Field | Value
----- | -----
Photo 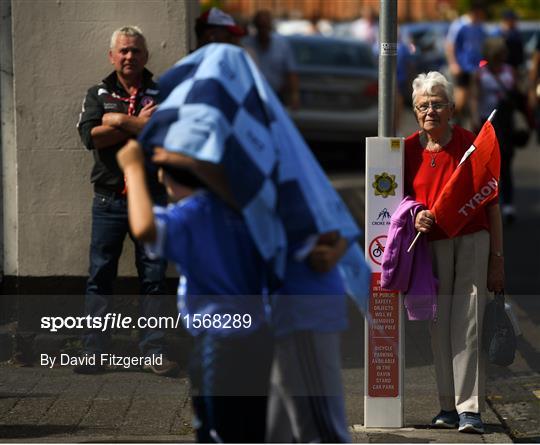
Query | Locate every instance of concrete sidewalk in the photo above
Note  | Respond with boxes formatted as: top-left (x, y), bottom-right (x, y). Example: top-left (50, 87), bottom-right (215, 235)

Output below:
top-left (0, 364), bottom-right (194, 443)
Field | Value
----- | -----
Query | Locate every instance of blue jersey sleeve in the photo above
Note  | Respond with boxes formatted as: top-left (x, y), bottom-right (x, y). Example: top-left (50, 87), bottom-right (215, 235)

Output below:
top-left (145, 205), bottom-right (189, 264)
top-left (446, 17), bottom-right (465, 45)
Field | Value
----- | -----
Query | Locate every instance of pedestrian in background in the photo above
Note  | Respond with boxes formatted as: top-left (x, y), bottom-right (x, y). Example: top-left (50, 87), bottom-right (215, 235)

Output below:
top-left (76, 26), bottom-right (178, 377)
top-left (474, 37), bottom-right (518, 223)
top-left (242, 10), bottom-right (300, 109)
top-left (496, 9), bottom-right (525, 73)
top-left (445, 1), bottom-right (487, 126)
top-left (351, 6), bottom-right (379, 55)
top-left (405, 71), bottom-right (504, 434)
top-left (528, 31), bottom-right (540, 142)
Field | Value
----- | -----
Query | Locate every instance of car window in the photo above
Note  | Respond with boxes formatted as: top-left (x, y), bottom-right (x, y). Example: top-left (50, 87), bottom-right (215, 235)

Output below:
top-left (289, 39), bottom-right (375, 69)
top-left (402, 23), bottom-right (449, 54)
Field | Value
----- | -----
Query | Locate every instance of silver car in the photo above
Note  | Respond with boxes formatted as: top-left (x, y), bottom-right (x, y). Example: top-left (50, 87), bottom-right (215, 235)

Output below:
top-left (285, 35), bottom-right (378, 143)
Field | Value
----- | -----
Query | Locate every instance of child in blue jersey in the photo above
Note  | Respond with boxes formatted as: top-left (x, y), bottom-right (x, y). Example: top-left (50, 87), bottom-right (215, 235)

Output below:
top-left (117, 140), bottom-right (272, 443)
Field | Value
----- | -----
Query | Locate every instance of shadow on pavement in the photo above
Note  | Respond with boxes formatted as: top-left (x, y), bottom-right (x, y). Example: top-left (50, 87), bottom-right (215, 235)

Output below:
top-left (0, 424), bottom-right (81, 438)
top-left (0, 392), bottom-right (52, 399)
top-left (366, 432), bottom-right (428, 443)
top-left (515, 336), bottom-right (540, 372)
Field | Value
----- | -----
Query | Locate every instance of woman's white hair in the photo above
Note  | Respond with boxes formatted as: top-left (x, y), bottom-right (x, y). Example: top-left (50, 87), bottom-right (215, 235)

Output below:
top-left (411, 71), bottom-right (453, 106)
top-left (110, 25), bottom-right (147, 51)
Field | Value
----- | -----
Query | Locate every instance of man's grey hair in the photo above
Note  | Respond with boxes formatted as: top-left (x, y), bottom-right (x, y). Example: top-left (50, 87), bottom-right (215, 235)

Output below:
top-left (110, 25), bottom-right (147, 51)
top-left (411, 71), bottom-right (454, 106)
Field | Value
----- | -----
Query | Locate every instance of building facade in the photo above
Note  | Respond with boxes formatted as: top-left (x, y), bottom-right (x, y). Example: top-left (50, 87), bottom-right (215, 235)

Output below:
top-left (218, 0), bottom-right (459, 22)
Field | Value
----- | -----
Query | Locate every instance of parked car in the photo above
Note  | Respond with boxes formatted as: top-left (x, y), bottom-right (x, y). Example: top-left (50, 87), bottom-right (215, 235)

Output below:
top-left (284, 35), bottom-right (379, 143)
top-left (329, 20), bottom-right (355, 39)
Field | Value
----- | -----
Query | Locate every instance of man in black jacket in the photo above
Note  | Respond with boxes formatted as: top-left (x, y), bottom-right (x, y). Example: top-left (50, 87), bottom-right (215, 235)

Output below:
top-left (76, 26), bottom-right (178, 376)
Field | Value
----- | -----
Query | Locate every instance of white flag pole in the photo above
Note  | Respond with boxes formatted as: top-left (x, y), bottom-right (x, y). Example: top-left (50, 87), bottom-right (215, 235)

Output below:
top-left (406, 231), bottom-right (421, 253)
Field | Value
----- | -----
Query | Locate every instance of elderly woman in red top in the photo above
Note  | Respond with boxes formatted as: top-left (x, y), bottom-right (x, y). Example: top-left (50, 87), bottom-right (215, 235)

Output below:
top-left (405, 71), bottom-right (505, 434)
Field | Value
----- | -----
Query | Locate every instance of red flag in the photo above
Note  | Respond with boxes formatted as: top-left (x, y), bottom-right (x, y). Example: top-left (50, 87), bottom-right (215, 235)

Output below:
top-left (432, 118), bottom-right (501, 238)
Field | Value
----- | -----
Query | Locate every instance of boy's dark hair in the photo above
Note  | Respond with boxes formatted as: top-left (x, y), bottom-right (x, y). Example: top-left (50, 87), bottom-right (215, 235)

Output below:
top-left (161, 165), bottom-right (206, 189)
top-left (194, 21), bottom-right (212, 40)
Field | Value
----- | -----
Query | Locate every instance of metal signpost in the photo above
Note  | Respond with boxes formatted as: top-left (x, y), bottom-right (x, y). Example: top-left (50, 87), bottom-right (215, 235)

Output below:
top-left (364, 0), bottom-right (404, 428)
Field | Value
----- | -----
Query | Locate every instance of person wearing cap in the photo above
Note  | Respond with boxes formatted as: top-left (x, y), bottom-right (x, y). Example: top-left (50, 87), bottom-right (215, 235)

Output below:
top-left (194, 7), bottom-right (246, 48)
top-left (76, 26), bottom-right (179, 377)
top-left (242, 10), bottom-right (300, 109)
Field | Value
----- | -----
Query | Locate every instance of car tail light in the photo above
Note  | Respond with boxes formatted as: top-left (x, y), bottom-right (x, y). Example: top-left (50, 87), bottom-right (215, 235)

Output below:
top-left (363, 81), bottom-right (378, 97)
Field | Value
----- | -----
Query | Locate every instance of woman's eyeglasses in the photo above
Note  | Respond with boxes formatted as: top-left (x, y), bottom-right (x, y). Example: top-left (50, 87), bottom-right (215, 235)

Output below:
top-left (415, 102), bottom-right (449, 113)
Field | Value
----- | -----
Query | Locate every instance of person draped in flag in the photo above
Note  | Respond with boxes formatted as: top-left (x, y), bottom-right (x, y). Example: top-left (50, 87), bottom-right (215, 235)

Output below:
top-left (404, 71), bottom-right (504, 434)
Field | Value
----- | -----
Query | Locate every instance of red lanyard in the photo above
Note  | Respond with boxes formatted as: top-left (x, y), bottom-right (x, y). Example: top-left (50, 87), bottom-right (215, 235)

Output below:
top-left (127, 88), bottom-right (139, 116)
top-left (118, 87), bottom-right (139, 116)
top-left (121, 88), bottom-right (139, 195)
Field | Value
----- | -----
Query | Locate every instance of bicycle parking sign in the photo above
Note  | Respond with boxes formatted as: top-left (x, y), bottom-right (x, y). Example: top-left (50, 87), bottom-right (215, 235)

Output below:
top-left (365, 136), bottom-right (404, 427)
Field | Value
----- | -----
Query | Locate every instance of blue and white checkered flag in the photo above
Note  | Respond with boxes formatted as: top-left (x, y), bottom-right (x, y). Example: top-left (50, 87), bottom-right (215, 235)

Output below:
top-left (139, 43), bottom-right (370, 312)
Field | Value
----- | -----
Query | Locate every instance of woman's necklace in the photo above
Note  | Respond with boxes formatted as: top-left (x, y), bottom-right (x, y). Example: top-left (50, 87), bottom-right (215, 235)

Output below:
top-left (428, 149), bottom-right (441, 168)
top-left (421, 128), bottom-right (452, 168)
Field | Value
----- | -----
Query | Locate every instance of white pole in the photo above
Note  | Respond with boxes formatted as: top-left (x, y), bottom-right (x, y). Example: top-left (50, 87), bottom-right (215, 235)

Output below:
top-left (363, 0), bottom-right (404, 429)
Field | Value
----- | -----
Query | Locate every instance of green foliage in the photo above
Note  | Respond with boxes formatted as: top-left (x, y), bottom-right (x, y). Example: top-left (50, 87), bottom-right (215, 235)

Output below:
top-left (504, 0), bottom-right (540, 19)
top-left (457, 0), bottom-right (540, 19)
top-left (200, 0), bottom-right (224, 12)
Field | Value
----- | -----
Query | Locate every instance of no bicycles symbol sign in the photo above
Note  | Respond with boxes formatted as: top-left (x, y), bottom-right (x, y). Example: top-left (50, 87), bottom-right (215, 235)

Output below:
top-left (369, 235), bottom-right (387, 266)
